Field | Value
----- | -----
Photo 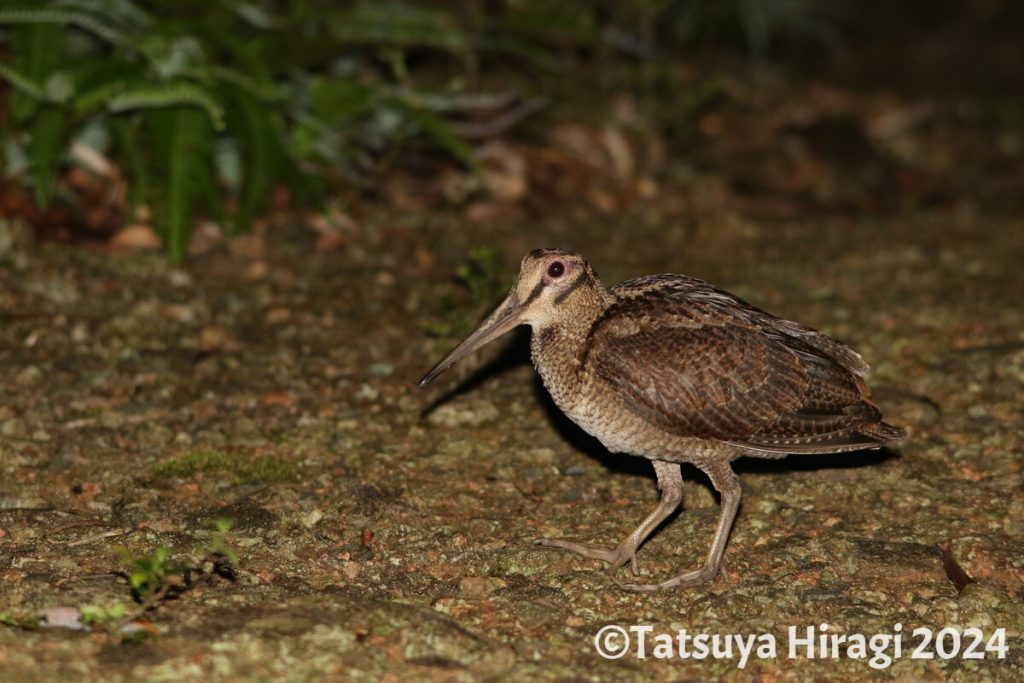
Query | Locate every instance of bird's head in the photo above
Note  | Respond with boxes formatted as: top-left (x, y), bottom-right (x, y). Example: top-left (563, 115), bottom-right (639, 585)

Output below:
top-left (419, 248), bottom-right (601, 386)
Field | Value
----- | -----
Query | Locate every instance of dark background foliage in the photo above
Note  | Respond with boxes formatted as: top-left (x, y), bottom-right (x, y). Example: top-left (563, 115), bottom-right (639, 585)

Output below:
top-left (5, 0), bottom-right (1017, 260)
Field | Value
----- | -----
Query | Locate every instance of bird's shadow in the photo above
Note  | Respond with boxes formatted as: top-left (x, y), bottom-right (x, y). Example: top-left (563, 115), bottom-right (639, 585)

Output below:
top-left (419, 329), bottom-right (533, 419)
top-left (734, 448), bottom-right (897, 476)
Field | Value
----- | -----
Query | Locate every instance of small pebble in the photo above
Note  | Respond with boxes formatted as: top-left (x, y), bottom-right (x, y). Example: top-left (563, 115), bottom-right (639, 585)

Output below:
top-left (459, 576), bottom-right (506, 598)
top-left (369, 362), bottom-right (394, 376)
top-left (355, 384), bottom-right (379, 401)
top-left (301, 509), bottom-right (324, 529)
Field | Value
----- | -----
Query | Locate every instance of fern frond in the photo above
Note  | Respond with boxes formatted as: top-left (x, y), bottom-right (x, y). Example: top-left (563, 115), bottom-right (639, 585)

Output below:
top-left (143, 106), bottom-right (215, 261)
top-left (280, 154), bottom-right (324, 209)
top-left (28, 107), bottom-right (67, 209)
top-left (212, 66), bottom-right (283, 104)
top-left (0, 62), bottom-right (52, 103)
top-left (143, 36), bottom-right (210, 81)
top-left (0, 8), bottom-right (135, 49)
top-left (225, 85), bottom-right (283, 234)
top-left (308, 79), bottom-right (375, 127)
top-left (9, 22), bottom-right (61, 123)
top-left (74, 80), bottom-right (127, 115)
top-left (107, 82), bottom-right (225, 131)
top-left (66, 54), bottom-right (149, 113)
top-left (51, 0), bottom-right (151, 29)
top-left (330, 3), bottom-right (469, 54)
top-left (396, 101), bottom-right (481, 175)
top-left (111, 116), bottom-right (147, 212)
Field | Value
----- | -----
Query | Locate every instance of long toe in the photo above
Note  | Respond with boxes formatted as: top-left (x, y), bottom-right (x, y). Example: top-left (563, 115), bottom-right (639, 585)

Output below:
top-left (533, 538), bottom-right (640, 577)
top-left (620, 564), bottom-right (718, 592)
top-left (602, 552), bottom-right (640, 577)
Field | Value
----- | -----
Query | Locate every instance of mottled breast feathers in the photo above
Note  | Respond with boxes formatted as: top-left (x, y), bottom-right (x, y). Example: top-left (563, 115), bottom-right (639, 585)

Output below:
top-left (586, 275), bottom-right (893, 454)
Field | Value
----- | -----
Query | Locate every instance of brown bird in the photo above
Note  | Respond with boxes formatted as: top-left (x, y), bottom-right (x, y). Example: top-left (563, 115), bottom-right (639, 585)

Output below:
top-left (420, 249), bottom-right (904, 591)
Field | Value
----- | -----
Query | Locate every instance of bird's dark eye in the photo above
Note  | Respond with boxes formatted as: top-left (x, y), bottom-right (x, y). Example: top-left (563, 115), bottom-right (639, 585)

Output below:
top-left (547, 261), bottom-right (565, 278)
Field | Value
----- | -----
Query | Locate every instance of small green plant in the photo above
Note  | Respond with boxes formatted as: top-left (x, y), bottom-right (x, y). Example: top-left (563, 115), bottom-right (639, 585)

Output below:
top-left (78, 602), bottom-right (130, 626)
top-left (455, 247), bottom-right (505, 311)
top-left (0, 611), bottom-right (36, 628)
top-left (114, 517), bottom-right (238, 613)
top-left (116, 545), bottom-right (184, 606)
top-left (425, 246), bottom-right (509, 338)
top-left (201, 517), bottom-right (239, 571)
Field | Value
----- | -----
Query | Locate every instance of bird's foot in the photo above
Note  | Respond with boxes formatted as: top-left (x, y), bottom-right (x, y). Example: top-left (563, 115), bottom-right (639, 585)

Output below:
top-left (620, 561), bottom-right (719, 592)
top-left (532, 538), bottom-right (641, 577)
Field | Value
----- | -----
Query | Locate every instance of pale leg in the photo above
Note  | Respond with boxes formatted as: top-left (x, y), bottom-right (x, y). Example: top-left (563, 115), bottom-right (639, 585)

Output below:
top-left (533, 460), bottom-right (683, 577)
top-left (622, 461), bottom-right (741, 591)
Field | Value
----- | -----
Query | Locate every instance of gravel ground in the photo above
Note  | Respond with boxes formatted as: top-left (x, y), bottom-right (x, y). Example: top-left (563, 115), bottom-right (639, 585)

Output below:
top-left (1, 199), bottom-right (1021, 681)
top-left (2, 52), bottom-right (1024, 679)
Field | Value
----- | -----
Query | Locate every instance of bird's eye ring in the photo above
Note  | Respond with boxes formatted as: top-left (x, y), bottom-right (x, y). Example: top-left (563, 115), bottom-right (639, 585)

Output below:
top-left (547, 261), bottom-right (565, 278)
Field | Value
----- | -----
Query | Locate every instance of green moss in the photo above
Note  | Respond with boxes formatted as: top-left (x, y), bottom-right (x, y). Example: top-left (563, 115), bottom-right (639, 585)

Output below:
top-left (152, 449), bottom-right (300, 484)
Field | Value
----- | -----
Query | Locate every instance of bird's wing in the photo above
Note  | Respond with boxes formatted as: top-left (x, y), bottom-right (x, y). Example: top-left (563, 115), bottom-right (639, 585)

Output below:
top-left (588, 275), bottom-right (884, 453)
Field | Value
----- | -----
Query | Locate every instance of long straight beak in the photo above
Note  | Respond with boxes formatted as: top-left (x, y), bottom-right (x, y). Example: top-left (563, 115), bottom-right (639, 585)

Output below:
top-left (419, 291), bottom-right (524, 386)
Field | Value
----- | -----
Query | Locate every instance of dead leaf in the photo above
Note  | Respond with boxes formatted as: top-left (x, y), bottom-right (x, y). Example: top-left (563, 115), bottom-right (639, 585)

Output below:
top-left (260, 392), bottom-right (296, 408)
top-left (39, 606), bottom-right (88, 631)
top-left (479, 141), bottom-right (528, 202)
top-left (109, 225), bottom-right (161, 251)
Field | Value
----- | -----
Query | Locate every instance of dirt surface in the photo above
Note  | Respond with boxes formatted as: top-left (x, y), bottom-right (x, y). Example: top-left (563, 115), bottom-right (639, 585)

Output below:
top-left (2, 70), bottom-right (1023, 680)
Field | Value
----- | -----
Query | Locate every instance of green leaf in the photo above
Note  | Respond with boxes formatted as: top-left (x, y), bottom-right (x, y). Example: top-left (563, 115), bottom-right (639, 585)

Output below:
top-left (0, 8), bottom-right (135, 49)
top-left (330, 3), bottom-right (469, 54)
top-left (225, 0), bottom-right (282, 30)
top-left (0, 62), bottom-right (52, 104)
top-left (74, 80), bottom-right (128, 116)
top-left (0, 611), bottom-right (38, 629)
top-left (487, 1), bottom-right (599, 48)
top-left (142, 36), bottom-right (210, 81)
top-left (143, 106), bottom-right (216, 261)
top-left (107, 82), bottom-right (225, 131)
top-left (9, 22), bottom-right (61, 123)
top-left (396, 101), bottom-right (480, 175)
top-left (211, 65), bottom-right (283, 103)
top-left (308, 79), bottom-right (376, 128)
top-left (224, 85), bottom-right (282, 234)
top-left (153, 546), bottom-right (171, 566)
top-left (67, 55), bottom-right (149, 114)
top-left (111, 116), bottom-right (148, 212)
top-left (27, 107), bottom-right (67, 209)
top-left (129, 571), bottom-right (149, 591)
top-left (55, 0), bottom-right (151, 29)
top-left (79, 602), bottom-right (129, 625)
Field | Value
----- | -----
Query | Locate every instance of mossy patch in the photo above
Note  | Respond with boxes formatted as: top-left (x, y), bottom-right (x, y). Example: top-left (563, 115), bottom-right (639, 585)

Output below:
top-left (152, 449), bottom-right (301, 484)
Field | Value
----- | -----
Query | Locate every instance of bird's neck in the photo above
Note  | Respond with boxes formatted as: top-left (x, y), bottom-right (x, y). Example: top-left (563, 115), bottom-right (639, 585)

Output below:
top-left (528, 293), bottom-right (610, 409)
